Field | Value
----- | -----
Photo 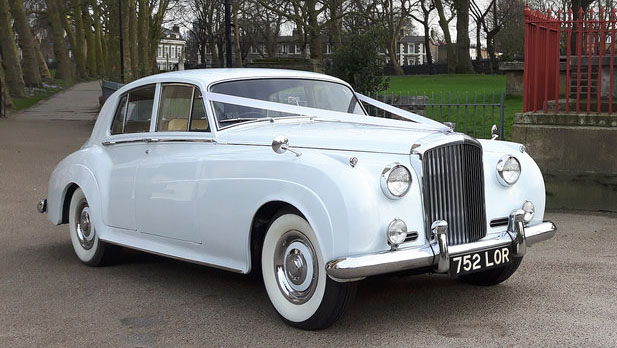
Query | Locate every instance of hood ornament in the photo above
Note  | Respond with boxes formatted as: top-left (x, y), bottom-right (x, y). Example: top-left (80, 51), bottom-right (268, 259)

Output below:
top-left (272, 135), bottom-right (302, 157)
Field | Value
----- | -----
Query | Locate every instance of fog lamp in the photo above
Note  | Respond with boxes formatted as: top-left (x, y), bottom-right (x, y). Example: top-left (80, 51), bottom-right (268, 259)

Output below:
top-left (522, 200), bottom-right (535, 223)
top-left (387, 219), bottom-right (408, 247)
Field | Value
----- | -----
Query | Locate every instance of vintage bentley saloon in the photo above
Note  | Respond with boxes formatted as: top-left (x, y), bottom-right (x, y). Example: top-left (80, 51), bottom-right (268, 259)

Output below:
top-left (39, 69), bottom-right (556, 329)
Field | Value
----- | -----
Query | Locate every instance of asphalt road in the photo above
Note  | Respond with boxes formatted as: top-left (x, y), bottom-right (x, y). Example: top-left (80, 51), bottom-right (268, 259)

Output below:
top-left (1, 83), bottom-right (616, 347)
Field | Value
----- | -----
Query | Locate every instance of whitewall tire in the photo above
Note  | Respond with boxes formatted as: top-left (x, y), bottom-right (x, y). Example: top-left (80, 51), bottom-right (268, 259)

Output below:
top-left (69, 188), bottom-right (120, 266)
top-left (261, 211), bottom-right (356, 330)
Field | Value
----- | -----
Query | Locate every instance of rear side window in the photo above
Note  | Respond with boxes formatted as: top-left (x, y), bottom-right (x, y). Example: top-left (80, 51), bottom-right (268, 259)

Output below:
top-left (110, 95), bottom-right (127, 135)
top-left (109, 84), bottom-right (156, 135)
top-left (157, 84), bottom-right (210, 132)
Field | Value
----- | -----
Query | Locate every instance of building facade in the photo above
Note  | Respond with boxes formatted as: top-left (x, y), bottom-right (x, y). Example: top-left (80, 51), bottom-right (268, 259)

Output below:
top-left (156, 26), bottom-right (186, 71)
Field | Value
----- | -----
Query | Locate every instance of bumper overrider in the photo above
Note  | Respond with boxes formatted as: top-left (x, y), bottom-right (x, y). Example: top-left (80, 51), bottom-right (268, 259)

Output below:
top-left (325, 209), bottom-right (556, 280)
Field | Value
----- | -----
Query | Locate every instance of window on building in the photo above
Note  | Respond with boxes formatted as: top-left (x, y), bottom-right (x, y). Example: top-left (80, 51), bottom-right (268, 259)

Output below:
top-left (171, 46), bottom-right (176, 59)
top-left (177, 46), bottom-right (182, 57)
top-left (409, 44), bottom-right (414, 54)
top-left (164, 45), bottom-right (169, 58)
top-left (158, 46), bottom-right (162, 57)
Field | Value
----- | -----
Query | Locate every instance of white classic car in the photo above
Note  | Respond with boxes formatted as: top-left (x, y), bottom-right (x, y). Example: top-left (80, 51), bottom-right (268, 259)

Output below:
top-left (39, 69), bottom-right (556, 330)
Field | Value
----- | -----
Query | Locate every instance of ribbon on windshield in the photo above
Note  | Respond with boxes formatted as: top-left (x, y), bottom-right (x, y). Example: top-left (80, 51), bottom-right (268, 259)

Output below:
top-left (203, 91), bottom-right (451, 132)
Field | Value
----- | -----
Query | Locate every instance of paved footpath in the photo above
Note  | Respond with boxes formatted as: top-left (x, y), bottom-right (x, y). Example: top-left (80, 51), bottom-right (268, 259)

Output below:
top-left (14, 80), bottom-right (100, 121)
top-left (1, 83), bottom-right (617, 347)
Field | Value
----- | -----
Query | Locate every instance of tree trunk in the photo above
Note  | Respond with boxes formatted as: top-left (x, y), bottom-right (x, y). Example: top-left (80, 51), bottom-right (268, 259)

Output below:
top-left (475, 19), bottom-right (482, 61)
top-left (93, 3), bottom-right (105, 76)
top-left (147, 1), bottom-right (170, 75)
top-left (422, 14), bottom-right (433, 69)
top-left (34, 43), bottom-right (52, 82)
top-left (388, 40), bottom-right (404, 75)
top-left (0, 0), bottom-right (26, 97)
top-left (434, 0), bottom-right (456, 73)
top-left (46, 0), bottom-right (73, 82)
top-left (454, 0), bottom-right (474, 73)
top-left (82, 1), bottom-right (97, 78)
top-left (307, 0), bottom-right (322, 60)
top-left (232, 1), bottom-right (242, 67)
top-left (73, 0), bottom-right (87, 78)
top-left (137, 0), bottom-right (148, 76)
top-left (121, 0), bottom-right (132, 81)
top-left (8, 0), bottom-right (42, 87)
top-left (128, 0), bottom-right (139, 76)
top-left (0, 54), bottom-right (14, 109)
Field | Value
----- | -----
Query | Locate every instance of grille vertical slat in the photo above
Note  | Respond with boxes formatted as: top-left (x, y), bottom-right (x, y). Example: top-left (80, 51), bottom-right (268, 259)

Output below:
top-left (422, 143), bottom-right (487, 246)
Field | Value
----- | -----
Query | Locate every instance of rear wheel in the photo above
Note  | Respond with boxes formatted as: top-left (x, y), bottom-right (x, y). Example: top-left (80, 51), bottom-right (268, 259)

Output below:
top-left (261, 212), bottom-right (356, 330)
top-left (458, 256), bottom-right (523, 286)
top-left (69, 188), bottom-right (121, 266)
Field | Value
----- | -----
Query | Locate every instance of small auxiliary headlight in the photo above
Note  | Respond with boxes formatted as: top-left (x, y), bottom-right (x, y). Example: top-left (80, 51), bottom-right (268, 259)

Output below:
top-left (496, 155), bottom-right (521, 186)
top-left (522, 200), bottom-right (535, 223)
top-left (381, 163), bottom-right (412, 199)
top-left (387, 219), bottom-right (408, 246)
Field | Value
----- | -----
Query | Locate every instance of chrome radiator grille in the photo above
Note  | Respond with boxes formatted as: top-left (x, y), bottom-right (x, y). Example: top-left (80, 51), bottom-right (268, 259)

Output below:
top-left (422, 143), bottom-right (487, 245)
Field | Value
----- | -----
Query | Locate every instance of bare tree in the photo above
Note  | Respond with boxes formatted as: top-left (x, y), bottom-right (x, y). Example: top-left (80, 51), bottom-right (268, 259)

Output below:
top-left (0, 0), bottom-right (27, 96)
top-left (434, 0), bottom-right (456, 72)
top-left (409, 0), bottom-right (436, 68)
top-left (9, 0), bottom-right (42, 87)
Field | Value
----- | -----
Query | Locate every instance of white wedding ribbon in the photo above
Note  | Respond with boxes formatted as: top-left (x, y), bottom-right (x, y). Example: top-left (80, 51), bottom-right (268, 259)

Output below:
top-left (203, 91), bottom-right (450, 132)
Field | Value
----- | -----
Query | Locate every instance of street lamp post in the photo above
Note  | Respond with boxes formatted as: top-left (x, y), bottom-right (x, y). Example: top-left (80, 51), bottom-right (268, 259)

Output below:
top-left (224, 0), bottom-right (232, 68)
top-left (118, 0), bottom-right (124, 83)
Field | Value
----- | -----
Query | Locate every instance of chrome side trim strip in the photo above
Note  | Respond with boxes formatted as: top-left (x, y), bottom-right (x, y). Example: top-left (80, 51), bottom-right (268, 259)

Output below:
top-left (102, 139), bottom-right (144, 146)
top-left (102, 138), bottom-right (215, 146)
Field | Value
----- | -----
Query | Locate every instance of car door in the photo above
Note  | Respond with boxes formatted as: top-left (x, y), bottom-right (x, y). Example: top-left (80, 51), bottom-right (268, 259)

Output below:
top-left (134, 83), bottom-right (214, 244)
top-left (103, 84), bottom-right (156, 230)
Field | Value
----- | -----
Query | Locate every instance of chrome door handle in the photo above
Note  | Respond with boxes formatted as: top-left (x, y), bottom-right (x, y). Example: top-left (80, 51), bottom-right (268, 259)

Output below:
top-left (144, 138), bottom-right (160, 143)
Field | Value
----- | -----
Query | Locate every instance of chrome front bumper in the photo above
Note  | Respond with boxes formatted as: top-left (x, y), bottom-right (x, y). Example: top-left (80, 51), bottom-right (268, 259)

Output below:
top-left (326, 209), bottom-right (557, 280)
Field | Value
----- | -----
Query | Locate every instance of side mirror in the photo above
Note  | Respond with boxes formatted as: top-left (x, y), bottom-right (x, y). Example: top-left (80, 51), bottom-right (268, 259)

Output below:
top-left (272, 135), bottom-right (302, 157)
top-left (491, 125), bottom-right (499, 140)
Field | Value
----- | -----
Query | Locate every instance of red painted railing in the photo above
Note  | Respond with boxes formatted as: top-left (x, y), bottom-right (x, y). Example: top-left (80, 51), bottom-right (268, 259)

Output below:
top-left (524, 6), bottom-right (617, 114)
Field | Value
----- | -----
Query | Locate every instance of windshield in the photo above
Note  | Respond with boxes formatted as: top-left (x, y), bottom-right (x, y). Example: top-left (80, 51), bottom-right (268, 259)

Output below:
top-left (209, 78), bottom-right (366, 129)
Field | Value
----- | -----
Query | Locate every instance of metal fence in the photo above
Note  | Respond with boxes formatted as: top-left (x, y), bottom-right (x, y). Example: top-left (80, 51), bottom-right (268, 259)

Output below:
top-left (364, 91), bottom-right (506, 139)
top-left (524, 6), bottom-right (617, 113)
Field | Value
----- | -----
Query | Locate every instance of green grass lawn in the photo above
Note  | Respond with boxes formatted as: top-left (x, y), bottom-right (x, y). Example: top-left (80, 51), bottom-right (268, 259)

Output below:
top-left (382, 74), bottom-right (522, 140)
top-left (11, 71), bottom-right (75, 111)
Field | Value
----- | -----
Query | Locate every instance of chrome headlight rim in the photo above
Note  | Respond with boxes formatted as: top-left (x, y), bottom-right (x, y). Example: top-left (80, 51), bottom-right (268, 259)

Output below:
top-left (380, 163), bottom-right (412, 199)
top-left (496, 155), bottom-right (521, 186)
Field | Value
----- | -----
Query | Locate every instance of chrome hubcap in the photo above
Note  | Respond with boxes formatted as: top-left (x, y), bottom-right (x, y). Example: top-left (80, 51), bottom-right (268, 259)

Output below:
top-left (76, 204), bottom-right (95, 250)
top-left (274, 230), bottom-right (318, 304)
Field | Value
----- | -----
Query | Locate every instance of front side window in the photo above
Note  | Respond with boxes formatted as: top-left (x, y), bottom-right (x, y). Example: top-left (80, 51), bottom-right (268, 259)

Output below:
top-left (210, 78), bottom-right (365, 129)
top-left (157, 84), bottom-right (210, 132)
top-left (110, 85), bottom-right (155, 135)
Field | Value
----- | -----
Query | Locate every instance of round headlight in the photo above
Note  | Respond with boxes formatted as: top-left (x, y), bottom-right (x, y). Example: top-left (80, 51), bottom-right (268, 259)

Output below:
top-left (387, 219), bottom-right (408, 246)
top-left (496, 155), bottom-right (521, 186)
top-left (522, 200), bottom-right (535, 223)
top-left (381, 163), bottom-right (412, 199)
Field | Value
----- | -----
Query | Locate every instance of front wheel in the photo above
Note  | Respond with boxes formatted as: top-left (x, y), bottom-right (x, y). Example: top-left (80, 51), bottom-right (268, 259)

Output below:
top-left (69, 188), bottom-right (121, 266)
top-left (261, 212), bottom-right (357, 330)
top-left (458, 256), bottom-right (523, 286)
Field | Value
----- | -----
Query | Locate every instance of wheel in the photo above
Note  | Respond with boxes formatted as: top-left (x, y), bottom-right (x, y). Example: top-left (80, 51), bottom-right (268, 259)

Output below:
top-left (69, 188), bottom-right (120, 266)
top-left (261, 211), bottom-right (357, 330)
top-left (458, 256), bottom-right (523, 286)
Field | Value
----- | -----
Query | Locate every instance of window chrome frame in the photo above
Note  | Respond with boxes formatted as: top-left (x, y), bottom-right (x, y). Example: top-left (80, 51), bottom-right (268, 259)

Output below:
top-left (154, 82), bottom-right (211, 133)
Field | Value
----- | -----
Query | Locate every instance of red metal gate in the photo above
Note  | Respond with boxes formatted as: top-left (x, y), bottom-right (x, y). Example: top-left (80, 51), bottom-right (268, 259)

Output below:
top-left (524, 6), bottom-right (617, 114)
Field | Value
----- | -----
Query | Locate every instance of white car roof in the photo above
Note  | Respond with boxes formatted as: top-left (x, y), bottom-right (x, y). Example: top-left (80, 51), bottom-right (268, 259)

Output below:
top-left (122, 68), bottom-right (351, 90)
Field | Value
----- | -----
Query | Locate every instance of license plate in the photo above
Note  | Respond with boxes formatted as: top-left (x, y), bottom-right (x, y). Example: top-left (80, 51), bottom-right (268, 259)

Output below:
top-left (449, 246), bottom-right (512, 276)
